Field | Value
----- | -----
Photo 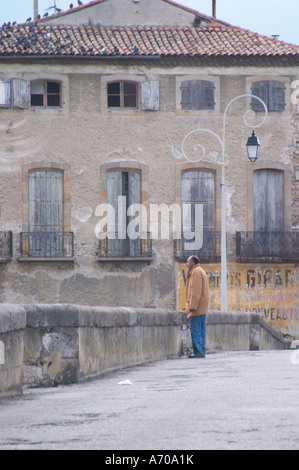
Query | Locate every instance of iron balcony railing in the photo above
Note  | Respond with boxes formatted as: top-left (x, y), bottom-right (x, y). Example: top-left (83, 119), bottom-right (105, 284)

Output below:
top-left (236, 231), bottom-right (299, 262)
top-left (0, 231), bottom-right (12, 261)
top-left (98, 233), bottom-right (152, 259)
top-left (20, 232), bottom-right (74, 258)
top-left (174, 230), bottom-right (221, 261)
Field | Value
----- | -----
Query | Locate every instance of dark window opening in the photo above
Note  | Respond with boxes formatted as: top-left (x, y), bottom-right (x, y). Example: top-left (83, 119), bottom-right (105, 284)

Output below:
top-left (107, 81), bottom-right (138, 108)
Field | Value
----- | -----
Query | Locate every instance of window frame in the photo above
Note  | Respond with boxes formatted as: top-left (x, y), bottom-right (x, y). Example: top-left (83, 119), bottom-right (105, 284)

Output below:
top-left (101, 75), bottom-right (159, 114)
top-left (98, 161), bottom-right (151, 261)
top-left (247, 162), bottom-right (291, 233)
top-left (247, 76), bottom-right (290, 114)
top-left (174, 162), bottom-right (221, 262)
top-left (30, 79), bottom-right (61, 108)
top-left (176, 75), bottom-right (220, 115)
top-left (20, 162), bottom-right (73, 261)
top-left (180, 79), bottom-right (216, 111)
top-left (107, 80), bottom-right (139, 109)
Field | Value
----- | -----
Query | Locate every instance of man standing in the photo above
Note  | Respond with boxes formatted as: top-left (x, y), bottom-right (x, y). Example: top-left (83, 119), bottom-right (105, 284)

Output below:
top-left (185, 256), bottom-right (210, 358)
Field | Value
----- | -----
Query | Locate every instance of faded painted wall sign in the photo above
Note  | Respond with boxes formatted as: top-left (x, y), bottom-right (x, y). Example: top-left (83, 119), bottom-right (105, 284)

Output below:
top-left (177, 263), bottom-right (299, 334)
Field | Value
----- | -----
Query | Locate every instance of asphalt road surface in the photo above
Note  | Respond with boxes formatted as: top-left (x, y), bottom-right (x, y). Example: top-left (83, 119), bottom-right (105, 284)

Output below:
top-left (0, 350), bottom-right (299, 451)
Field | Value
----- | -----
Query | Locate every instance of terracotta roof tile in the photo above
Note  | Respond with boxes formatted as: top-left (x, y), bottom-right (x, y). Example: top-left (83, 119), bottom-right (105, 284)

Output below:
top-left (0, 23), bottom-right (298, 58)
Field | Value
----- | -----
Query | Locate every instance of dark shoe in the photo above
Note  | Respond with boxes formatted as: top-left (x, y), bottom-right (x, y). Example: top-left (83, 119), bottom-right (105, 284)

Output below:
top-left (189, 353), bottom-right (205, 359)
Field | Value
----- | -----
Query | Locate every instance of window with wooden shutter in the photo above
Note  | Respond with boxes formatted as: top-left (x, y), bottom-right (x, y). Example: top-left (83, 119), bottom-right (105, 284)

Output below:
top-left (181, 170), bottom-right (215, 255)
top-left (181, 80), bottom-right (215, 110)
top-left (253, 169), bottom-right (284, 256)
top-left (106, 170), bottom-right (141, 256)
top-left (28, 170), bottom-right (64, 256)
top-left (251, 80), bottom-right (286, 112)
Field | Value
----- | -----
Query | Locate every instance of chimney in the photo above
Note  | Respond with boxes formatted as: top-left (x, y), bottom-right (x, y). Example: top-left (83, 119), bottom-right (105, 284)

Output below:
top-left (33, 0), bottom-right (39, 20)
top-left (212, 0), bottom-right (216, 18)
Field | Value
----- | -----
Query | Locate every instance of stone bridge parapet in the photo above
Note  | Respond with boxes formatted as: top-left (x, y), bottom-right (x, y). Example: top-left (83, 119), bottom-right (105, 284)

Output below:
top-left (0, 304), bottom-right (288, 397)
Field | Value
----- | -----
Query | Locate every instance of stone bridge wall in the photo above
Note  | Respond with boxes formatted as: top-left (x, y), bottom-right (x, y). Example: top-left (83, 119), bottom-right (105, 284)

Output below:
top-left (0, 304), bottom-right (287, 397)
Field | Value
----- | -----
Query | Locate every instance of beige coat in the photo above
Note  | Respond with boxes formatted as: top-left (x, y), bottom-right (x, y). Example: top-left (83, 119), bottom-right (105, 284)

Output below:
top-left (185, 264), bottom-right (210, 319)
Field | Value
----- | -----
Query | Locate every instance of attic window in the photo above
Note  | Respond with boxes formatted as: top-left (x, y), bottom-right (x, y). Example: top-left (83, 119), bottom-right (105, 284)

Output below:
top-left (31, 80), bottom-right (61, 107)
top-left (107, 81), bottom-right (138, 108)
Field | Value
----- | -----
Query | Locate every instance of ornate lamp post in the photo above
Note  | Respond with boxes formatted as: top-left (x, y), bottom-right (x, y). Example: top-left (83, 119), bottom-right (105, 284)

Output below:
top-left (181, 94), bottom-right (268, 311)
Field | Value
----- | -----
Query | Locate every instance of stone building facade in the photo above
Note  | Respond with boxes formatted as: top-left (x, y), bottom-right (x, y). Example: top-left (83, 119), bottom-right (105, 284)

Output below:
top-left (0, 0), bottom-right (298, 336)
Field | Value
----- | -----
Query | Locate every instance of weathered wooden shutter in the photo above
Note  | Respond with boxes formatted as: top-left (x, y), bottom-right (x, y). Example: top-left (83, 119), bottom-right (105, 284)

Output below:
top-left (28, 170), bottom-right (64, 256)
top-left (0, 79), bottom-right (11, 107)
top-left (253, 169), bottom-right (284, 255)
top-left (141, 81), bottom-right (159, 110)
top-left (181, 170), bottom-right (215, 253)
top-left (107, 171), bottom-right (123, 255)
top-left (269, 81), bottom-right (286, 112)
top-left (181, 80), bottom-right (215, 110)
top-left (128, 171), bottom-right (141, 255)
top-left (12, 79), bottom-right (30, 108)
top-left (251, 81), bottom-right (268, 111)
top-left (106, 170), bottom-right (141, 256)
top-left (251, 81), bottom-right (285, 112)
top-left (254, 169), bottom-right (284, 232)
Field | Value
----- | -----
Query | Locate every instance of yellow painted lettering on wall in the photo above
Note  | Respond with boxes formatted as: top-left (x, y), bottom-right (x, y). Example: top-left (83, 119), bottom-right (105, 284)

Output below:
top-left (176, 262), bottom-right (299, 335)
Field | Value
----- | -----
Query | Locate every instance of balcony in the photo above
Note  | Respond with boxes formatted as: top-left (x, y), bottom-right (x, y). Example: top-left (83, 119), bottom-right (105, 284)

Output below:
top-left (0, 231), bottom-right (12, 261)
top-left (236, 231), bottom-right (299, 262)
top-left (98, 234), bottom-right (152, 261)
top-left (174, 231), bottom-right (221, 262)
top-left (20, 232), bottom-right (74, 260)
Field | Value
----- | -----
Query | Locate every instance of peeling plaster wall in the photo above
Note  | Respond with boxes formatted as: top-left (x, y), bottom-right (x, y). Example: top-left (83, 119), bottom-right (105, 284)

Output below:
top-left (0, 63), bottom-right (298, 312)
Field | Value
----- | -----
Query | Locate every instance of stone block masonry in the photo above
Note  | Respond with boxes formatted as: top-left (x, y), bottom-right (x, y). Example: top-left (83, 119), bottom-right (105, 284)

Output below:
top-left (0, 304), bottom-right (287, 397)
top-left (0, 304), bottom-right (26, 398)
top-left (23, 305), bottom-right (182, 388)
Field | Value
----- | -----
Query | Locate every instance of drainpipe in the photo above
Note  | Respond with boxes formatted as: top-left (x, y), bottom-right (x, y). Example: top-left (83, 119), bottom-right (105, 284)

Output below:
top-left (33, 0), bottom-right (38, 20)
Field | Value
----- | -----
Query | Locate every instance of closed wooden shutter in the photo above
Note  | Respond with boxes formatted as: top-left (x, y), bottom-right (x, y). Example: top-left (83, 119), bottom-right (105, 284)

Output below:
top-left (128, 171), bottom-right (141, 256)
top-left (181, 170), bottom-right (215, 253)
top-left (181, 80), bottom-right (215, 110)
top-left (28, 170), bottom-right (64, 256)
top-left (253, 169), bottom-right (284, 256)
top-left (269, 81), bottom-right (286, 112)
top-left (251, 81), bottom-right (285, 112)
top-left (254, 169), bottom-right (284, 232)
top-left (106, 170), bottom-right (141, 256)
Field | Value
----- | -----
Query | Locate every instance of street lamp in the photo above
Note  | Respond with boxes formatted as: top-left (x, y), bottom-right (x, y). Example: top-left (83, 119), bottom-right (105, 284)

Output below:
top-left (246, 130), bottom-right (261, 163)
top-left (181, 94), bottom-right (268, 312)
